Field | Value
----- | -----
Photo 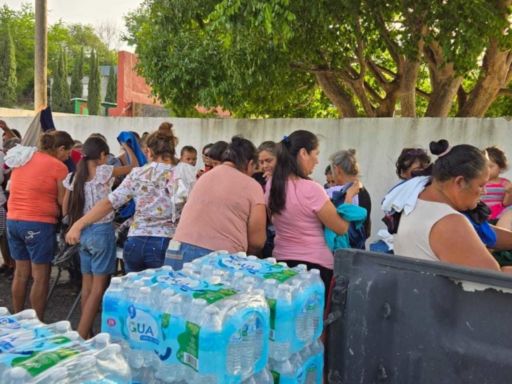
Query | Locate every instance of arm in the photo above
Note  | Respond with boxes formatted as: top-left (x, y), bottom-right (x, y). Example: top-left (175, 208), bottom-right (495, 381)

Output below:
top-left (0, 120), bottom-right (16, 140)
top-left (430, 214), bottom-right (500, 271)
top-left (496, 209), bottom-right (512, 231)
top-left (62, 189), bottom-right (71, 216)
top-left (112, 143), bottom-right (139, 177)
top-left (57, 180), bottom-right (66, 206)
top-left (503, 180), bottom-right (512, 206)
top-left (316, 200), bottom-right (350, 235)
top-left (65, 198), bottom-right (115, 244)
top-left (247, 204), bottom-right (267, 255)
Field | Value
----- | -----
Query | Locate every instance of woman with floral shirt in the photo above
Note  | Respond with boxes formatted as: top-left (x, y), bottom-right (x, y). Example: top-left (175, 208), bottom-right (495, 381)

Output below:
top-left (66, 130), bottom-right (196, 273)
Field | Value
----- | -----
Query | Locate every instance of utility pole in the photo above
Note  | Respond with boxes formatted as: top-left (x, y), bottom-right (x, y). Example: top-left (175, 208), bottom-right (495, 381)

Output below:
top-left (34, 0), bottom-right (48, 110)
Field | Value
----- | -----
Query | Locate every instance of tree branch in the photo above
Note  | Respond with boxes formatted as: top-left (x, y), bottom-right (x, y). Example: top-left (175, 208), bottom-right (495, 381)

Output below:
top-left (498, 88), bottom-right (512, 97)
top-left (373, 8), bottom-right (401, 68)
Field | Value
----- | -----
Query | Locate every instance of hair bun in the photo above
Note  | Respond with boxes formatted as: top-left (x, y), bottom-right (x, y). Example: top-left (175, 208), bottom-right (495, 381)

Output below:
top-left (430, 140), bottom-right (450, 156)
top-left (348, 149), bottom-right (357, 156)
top-left (159, 122), bottom-right (173, 131)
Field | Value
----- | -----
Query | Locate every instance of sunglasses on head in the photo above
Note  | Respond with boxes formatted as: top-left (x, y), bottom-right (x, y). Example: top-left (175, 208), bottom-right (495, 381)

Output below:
top-left (406, 149), bottom-right (427, 156)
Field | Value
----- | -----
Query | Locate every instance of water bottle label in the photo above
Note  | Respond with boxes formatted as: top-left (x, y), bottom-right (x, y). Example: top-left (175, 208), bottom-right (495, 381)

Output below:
top-left (176, 321), bottom-right (200, 371)
top-left (266, 298), bottom-right (277, 340)
top-left (214, 255), bottom-right (298, 283)
top-left (127, 305), bottom-right (159, 347)
top-left (153, 271), bottom-right (237, 304)
top-left (5, 340), bottom-right (90, 378)
top-left (229, 330), bottom-right (242, 344)
top-left (241, 323), bottom-right (255, 337)
top-left (306, 295), bottom-right (319, 311)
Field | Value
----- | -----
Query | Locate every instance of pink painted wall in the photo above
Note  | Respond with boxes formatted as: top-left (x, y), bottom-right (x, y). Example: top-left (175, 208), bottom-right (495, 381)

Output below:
top-left (109, 51), bottom-right (163, 117)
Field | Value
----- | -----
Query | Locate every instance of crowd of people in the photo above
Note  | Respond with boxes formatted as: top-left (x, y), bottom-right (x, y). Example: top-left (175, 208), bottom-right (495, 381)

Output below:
top-left (1, 118), bottom-right (512, 338)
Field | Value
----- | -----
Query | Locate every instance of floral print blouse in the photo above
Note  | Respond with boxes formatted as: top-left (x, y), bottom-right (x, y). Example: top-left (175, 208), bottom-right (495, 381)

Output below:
top-left (108, 162), bottom-right (196, 238)
top-left (64, 165), bottom-right (115, 224)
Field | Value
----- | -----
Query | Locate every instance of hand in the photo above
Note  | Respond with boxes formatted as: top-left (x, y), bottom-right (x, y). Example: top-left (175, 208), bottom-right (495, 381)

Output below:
top-left (263, 171), bottom-right (272, 181)
top-left (197, 170), bottom-right (205, 177)
top-left (345, 180), bottom-right (362, 203)
top-left (65, 224), bottom-right (82, 245)
top-left (504, 180), bottom-right (512, 193)
top-left (0, 120), bottom-right (8, 131)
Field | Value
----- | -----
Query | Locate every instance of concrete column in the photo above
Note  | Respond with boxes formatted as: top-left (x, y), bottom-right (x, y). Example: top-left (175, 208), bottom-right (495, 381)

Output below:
top-left (34, 0), bottom-right (48, 110)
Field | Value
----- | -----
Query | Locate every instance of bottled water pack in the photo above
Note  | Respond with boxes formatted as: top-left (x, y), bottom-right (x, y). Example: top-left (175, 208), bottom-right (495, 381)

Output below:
top-left (269, 338), bottom-right (324, 384)
top-left (0, 308), bottom-right (131, 384)
top-left (102, 266), bottom-right (270, 384)
top-left (193, 252), bottom-right (325, 361)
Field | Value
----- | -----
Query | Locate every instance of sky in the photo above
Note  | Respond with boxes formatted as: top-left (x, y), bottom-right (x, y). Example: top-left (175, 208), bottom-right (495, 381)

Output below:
top-left (4, 0), bottom-right (144, 51)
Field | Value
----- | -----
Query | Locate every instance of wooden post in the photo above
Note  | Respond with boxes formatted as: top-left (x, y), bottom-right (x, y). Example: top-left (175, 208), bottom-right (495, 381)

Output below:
top-left (34, 0), bottom-right (48, 110)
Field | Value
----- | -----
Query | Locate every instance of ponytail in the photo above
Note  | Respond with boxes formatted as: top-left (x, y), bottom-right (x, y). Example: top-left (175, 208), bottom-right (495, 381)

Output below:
top-left (146, 129), bottom-right (179, 161)
top-left (268, 130), bottom-right (319, 214)
top-left (67, 137), bottom-right (109, 226)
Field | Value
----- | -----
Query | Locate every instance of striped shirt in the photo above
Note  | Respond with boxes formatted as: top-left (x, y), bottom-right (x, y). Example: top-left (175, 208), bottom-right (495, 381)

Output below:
top-left (482, 178), bottom-right (510, 220)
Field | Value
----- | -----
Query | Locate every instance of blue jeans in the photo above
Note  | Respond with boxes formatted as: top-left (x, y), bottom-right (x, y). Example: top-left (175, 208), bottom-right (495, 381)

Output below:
top-left (123, 236), bottom-right (170, 273)
top-left (79, 222), bottom-right (116, 275)
top-left (164, 241), bottom-right (213, 270)
top-left (7, 220), bottom-right (56, 264)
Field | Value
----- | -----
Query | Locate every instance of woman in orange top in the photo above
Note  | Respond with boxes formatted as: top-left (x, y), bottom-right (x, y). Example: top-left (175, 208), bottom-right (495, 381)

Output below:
top-left (7, 131), bottom-right (74, 320)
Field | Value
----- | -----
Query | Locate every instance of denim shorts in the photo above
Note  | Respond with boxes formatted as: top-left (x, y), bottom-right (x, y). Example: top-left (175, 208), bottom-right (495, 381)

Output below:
top-left (79, 222), bottom-right (116, 275)
top-left (7, 220), bottom-right (56, 264)
top-left (123, 236), bottom-right (170, 273)
top-left (164, 241), bottom-right (213, 270)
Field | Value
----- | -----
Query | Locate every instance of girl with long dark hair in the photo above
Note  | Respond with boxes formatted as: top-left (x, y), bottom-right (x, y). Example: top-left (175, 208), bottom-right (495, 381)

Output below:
top-left (63, 137), bottom-right (138, 338)
top-left (266, 130), bottom-right (350, 288)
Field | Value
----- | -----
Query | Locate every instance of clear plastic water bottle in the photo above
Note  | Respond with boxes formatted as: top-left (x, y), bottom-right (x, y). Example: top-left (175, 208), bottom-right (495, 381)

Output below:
top-left (201, 265), bottom-right (214, 279)
top-left (226, 308), bottom-right (242, 380)
top-left (0, 308), bottom-right (10, 316)
top-left (290, 351), bottom-right (305, 383)
top-left (232, 272), bottom-right (245, 290)
top-left (252, 290), bottom-right (265, 365)
top-left (129, 287), bottom-right (154, 370)
top-left (265, 257), bottom-right (277, 265)
top-left (67, 355), bottom-right (102, 382)
top-left (254, 366), bottom-right (274, 384)
top-left (293, 275), bottom-right (308, 342)
top-left (273, 284), bottom-right (292, 361)
top-left (291, 264), bottom-right (308, 273)
top-left (89, 332), bottom-right (111, 350)
top-left (43, 367), bottom-right (69, 384)
top-left (200, 306), bottom-right (223, 384)
top-left (241, 315), bottom-right (256, 377)
top-left (247, 256), bottom-right (258, 261)
top-left (6, 367), bottom-right (29, 384)
top-left (241, 277), bottom-right (256, 292)
top-left (157, 295), bottom-right (184, 383)
top-left (187, 298), bottom-right (207, 325)
top-left (95, 344), bottom-right (131, 384)
top-left (270, 358), bottom-right (295, 382)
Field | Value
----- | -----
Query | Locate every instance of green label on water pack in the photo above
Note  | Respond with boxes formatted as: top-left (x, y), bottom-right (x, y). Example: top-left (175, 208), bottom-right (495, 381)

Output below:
top-left (272, 370), bottom-right (281, 384)
top-left (162, 313), bottom-right (171, 329)
top-left (177, 321), bottom-right (200, 372)
top-left (216, 255), bottom-right (298, 283)
top-left (12, 346), bottom-right (80, 377)
top-left (192, 288), bottom-right (237, 304)
top-left (263, 268), bottom-right (298, 283)
top-left (267, 298), bottom-right (277, 339)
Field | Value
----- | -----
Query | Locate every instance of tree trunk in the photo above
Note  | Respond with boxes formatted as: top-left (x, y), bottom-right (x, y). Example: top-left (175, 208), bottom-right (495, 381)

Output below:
top-left (397, 58), bottom-right (421, 117)
top-left (316, 72), bottom-right (359, 117)
top-left (457, 40), bottom-right (512, 117)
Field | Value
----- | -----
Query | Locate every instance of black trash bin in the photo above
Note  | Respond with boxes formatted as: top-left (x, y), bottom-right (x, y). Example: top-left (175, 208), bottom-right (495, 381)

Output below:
top-left (326, 249), bottom-right (512, 384)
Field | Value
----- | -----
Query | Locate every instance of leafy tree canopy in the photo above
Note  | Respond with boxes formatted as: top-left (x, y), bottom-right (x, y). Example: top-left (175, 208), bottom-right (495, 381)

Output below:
top-left (125, 0), bottom-right (512, 118)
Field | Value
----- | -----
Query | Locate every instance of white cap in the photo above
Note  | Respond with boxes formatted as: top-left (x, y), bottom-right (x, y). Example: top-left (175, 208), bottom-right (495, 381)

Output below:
top-left (209, 276), bottom-right (221, 285)
top-left (162, 289), bottom-right (175, 297)
top-left (202, 265), bottom-right (213, 271)
top-left (144, 269), bottom-right (156, 275)
top-left (237, 252), bottom-right (247, 258)
top-left (192, 298), bottom-right (207, 306)
top-left (111, 277), bottom-right (122, 284)
top-left (234, 271), bottom-right (244, 278)
top-left (140, 287), bottom-right (151, 294)
top-left (56, 321), bottom-right (71, 332)
top-left (10, 367), bottom-right (27, 379)
top-left (253, 289), bottom-right (265, 298)
top-left (278, 284), bottom-right (291, 291)
top-left (205, 306), bottom-right (220, 314)
top-left (266, 258), bottom-right (277, 265)
top-left (161, 266), bottom-right (174, 271)
top-left (0, 307), bottom-right (9, 316)
top-left (93, 333), bottom-right (111, 345)
top-left (170, 295), bottom-right (182, 304)
top-left (80, 355), bottom-right (97, 367)
top-left (183, 263), bottom-right (194, 269)
top-left (264, 279), bottom-right (277, 286)
top-left (126, 272), bottom-right (138, 278)
top-left (213, 270), bottom-right (224, 277)
top-left (65, 331), bottom-right (80, 341)
top-left (102, 344), bottom-right (121, 356)
top-left (20, 309), bottom-right (37, 319)
top-left (218, 250), bottom-right (229, 255)
top-left (244, 277), bottom-right (255, 283)
top-left (310, 269), bottom-right (320, 276)
top-left (50, 367), bottom-right (68, 380)
top-left (248, 256), bottom-right (258, 260)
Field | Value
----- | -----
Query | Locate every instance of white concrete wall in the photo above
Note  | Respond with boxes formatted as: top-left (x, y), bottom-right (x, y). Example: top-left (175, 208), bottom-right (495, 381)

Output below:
top-left (1, 115), bottom-right (512, 238)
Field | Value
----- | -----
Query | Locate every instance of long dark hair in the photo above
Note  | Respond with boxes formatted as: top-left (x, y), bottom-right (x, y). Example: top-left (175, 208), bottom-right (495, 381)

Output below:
top-left (222, 136), bottom-right (258, 172)
top-left (68, 137), bottom-right (110, 226)
top-left (268, 130), bottom-right (319, 214)
top-left (38, 131), bottom-right (74, 155)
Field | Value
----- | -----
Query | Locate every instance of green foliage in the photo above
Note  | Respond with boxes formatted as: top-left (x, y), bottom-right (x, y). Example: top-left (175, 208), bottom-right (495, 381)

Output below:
top-left (51, 48), bottom-right (72, 113)
top-left (87, 50), bottom-right (102, 115)
top-left (105, 65), bottom-right (117, 103)
top-left (0, 3), bottom-right (116, 107)
top-left (0, 24), bottom-right (17, 108)
top-left (70, 47), bottom-right (84, 99)
top-left (125, 0), bottom-right (512, 118)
